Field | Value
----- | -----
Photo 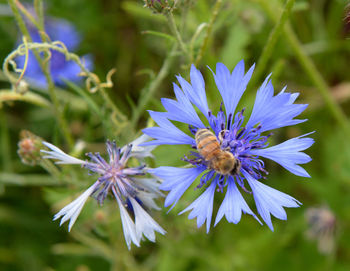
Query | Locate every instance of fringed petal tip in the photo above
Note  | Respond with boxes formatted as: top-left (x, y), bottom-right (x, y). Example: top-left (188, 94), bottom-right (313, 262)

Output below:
top-left (214, 179), bottom-right (262, 227)
top-left (52, 182), bottom-right (98, 232)
top-left (41, 142), bottom-right (86, 164)
top-left (179, 178), bottom-right (217, 233)
top-left (243, 169), bottom-right (301, 231)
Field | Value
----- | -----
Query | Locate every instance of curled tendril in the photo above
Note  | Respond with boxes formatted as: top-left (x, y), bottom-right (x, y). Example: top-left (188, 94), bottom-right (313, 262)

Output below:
top-left (3, 37), bottom-right (115, 94)
top-left (14, 36), bottom-right (29, 93)
top-left (81, 68), bottom-right (116, 94)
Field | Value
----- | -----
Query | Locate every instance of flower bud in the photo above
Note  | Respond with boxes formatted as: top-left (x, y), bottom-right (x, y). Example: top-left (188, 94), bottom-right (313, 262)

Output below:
top-left (15, 80), bottom-right (29, 94)
top-left (17, 130), bottom-right (44, 166)
top-left (144, 0), bottom-right (175, 14)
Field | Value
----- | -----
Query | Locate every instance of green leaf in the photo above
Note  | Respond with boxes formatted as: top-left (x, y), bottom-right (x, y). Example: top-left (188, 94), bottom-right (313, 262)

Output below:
top-left (142, 30), bottom-right (176, 42)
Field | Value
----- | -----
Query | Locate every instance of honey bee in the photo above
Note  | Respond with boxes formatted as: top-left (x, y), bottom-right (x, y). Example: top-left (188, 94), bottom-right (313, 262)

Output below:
top-left (195, 128), bottom-right (241, 176)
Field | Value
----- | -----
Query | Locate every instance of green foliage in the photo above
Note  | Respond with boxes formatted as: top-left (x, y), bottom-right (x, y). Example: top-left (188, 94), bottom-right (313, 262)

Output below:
top-left (1, 0), bottom-right (350, 270)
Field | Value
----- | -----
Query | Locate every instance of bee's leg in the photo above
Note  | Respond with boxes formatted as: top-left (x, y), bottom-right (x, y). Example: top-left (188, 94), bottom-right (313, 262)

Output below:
top-left (189, 157), bottom-right (202, 164)
top-left (241, 185), bottom-right (252, 194)
top-left (218, 130), bottom-right (225, 144)
top-left (190, 158), bottom-right (203, 166)
top-left (182, 154), bottom-right (203, 165)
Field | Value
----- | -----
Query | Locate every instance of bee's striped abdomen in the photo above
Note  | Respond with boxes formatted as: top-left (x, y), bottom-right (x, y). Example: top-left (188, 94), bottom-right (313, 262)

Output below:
top-left (195, 129), bottom-right (221, 161)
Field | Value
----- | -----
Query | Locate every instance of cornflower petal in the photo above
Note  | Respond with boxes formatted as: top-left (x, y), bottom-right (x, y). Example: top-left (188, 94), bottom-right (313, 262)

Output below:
top-left (54, 181), bottom-right (99, 231)
top-left (115, 195), bottom-right (140, 250)
top-left (211, 60), bottom-right (255, 119)
top-left (41, 142), bottom-right (86, 164)
top-left (149, 166), bottom-right (206, 209)
top-left (137, 191), bottom-right (162, 210)
top-left (53, 54), bottom-right (93, 86)
top-left (250, 133), bottom-right (314, 177)
top-left (215, 177), bottom-right (261, 226)
top-left (46, 18), bottom-right (81, 51)
top-left (130, 198), bottom-right (166, 242)
top-left (132, 177), bottom-right (164, 197)
top-left (175, 65), bottom-right (209, 117)
top-left (179, 177), bottom-right (218, 233)
top-left (246, 76), bottom-right (308, 132)
top-left (161, 83), bottom-right (205, 128)
top-left (122, 134), bottom-right (156, 158)
top-left (142, 111), bottom-right (195, 146)
top-left (242, 169), bottom-right (300, 231)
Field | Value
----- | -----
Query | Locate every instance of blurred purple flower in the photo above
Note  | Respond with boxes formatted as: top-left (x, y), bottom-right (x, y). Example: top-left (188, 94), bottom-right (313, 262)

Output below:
top-left (305, 206), bottom-right (336, 254)
top-left (15, 15), bottom-right (93, 88)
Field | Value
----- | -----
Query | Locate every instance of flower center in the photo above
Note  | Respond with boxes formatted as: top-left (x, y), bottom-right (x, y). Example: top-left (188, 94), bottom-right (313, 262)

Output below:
top-left (185, 107), bottom-right (271, 191)
top-left (83, 144), bottom-right (145, 206)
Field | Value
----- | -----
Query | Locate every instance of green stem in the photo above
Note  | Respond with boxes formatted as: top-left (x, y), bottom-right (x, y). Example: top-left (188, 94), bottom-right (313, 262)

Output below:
top-left (260, 0), bottom-right (350, 136)
top-left (14, 0), bottom-right (41, 29)
top-left (0, 110), bottom-right (13, 172)
top-left (252, 0), bottom-right (295, 84)
top-left (180, 0), bottom-right (189, 34)
top-left (8, 0), bottom-right (31, 38)
top-left (39, 159), bottom-right (61, 179)
top-left (44, 67), bottom-right (74, 147)
top-left (285, 25), bottom-right (350, 134)
top-left (194, 0), bottom-right (222, 66)
top-left (131, 45), bottom-right (177, 127)
top-left (33, 0), bottom-right (44, 30)
top-left (34, 3), bottom-right (74, 147)
top-left (166, 12), bottom-right (187, 55)
top-left (8, 0), bottom-right (74, 147)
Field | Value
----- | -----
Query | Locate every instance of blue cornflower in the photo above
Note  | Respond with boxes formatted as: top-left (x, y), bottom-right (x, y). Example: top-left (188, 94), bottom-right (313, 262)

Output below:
top-left (41, 135), bottom-right (165, 249)
top-left (15, 14), bottom-right (93, 88)
top-left (143, 60), bottom-right (314, 232)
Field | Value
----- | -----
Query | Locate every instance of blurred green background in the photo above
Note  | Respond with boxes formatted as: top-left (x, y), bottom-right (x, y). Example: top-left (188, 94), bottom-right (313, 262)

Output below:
top-left (0, 0), bottom-right (350, 270)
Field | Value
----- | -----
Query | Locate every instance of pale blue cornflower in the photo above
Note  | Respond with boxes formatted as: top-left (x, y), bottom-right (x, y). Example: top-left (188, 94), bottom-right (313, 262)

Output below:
top-left (41, 135), bottom-right (165, 249)
top-left (143, 60), bottom-right (314, 232)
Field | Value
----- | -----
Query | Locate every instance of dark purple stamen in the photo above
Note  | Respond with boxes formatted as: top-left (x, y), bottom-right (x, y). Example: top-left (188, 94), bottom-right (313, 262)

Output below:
top-left (227, 113), bottom-right (233, 130)
top-left (81, 141), bottom-right (148, 213)
top-left (221, 122), bottom-right (225, 131)
top-left (196, 170), bottom-right (214, 189)
top-left (188, 125), bottom-right (198, 135)
top-left (217, 175), bottom-right (225, 192)
top-left (236, 127), bottom-right (246, 139)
